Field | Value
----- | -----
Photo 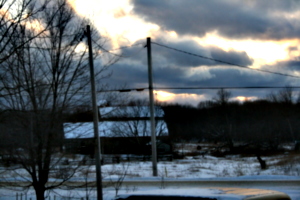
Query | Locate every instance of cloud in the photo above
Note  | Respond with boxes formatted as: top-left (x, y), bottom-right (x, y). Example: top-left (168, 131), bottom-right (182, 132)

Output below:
top-left (104, 59), bottom-right (292, 94)
top-left (102, 57), bottom-right (297, 105)
top-left (210, 47), bottom-right (253, 66)
top-left (276, 60), bottom-right (300, 72)
top-left (131, 0), bottom-right (300, 40)
top-left (150, 39), bottom-right (253, 68)
top-left (99, 0), bottom-right (300, 104)
top-left (102, 36), bottom-right (292, 99)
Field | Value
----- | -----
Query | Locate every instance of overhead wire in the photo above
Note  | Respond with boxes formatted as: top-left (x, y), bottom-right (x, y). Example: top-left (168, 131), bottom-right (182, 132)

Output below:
top-left (4, 86), bottom-right (300, 98)
top-left (152, 86), bottom-right (300, 90)
top-left (6, 33), bottom-right (300, 93)
top-left (151, 41), bottom-right (300, 79)
top-left (103, 42), bottom-right (145, 52)
top-left (91, 39), bottom-right (145, 58)
top-left (92, 40), bottom-right (300, 93)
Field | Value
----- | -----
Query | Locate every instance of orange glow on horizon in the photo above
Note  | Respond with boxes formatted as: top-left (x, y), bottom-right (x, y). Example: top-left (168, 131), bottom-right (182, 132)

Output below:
top-left (235, 96), bottom-right (257, 102)
top-left (155, 91), bottom-right (175, 102)
top-left (154, 90), bottom-right (206, 106)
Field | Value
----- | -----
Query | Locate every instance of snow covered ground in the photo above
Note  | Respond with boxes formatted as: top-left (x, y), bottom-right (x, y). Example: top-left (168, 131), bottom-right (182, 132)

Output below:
top-left (1, 151), bottom-right (300, 200)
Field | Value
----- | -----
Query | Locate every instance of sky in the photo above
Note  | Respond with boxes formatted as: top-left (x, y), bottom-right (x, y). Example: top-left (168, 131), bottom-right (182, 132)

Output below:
top-left (69, 0), bottom-right (300, 106)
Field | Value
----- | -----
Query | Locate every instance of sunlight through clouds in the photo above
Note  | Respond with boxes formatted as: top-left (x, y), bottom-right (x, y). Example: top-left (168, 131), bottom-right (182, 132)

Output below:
top-left (197, 32), bottom-right (297, 67)
top-left (67, 0), bottom-right (300, 105)
top-left (68, 0), bottom-right (159, 48)
top-left (155, 91), bottom-right (175, 102)
top-left (155, 90), bottom-right (206, 105)
top-left (234, 96), bottom-right (258, 102)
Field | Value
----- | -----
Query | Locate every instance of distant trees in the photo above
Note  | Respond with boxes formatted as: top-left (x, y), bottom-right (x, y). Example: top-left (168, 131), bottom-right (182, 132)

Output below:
top-left (264, 87), bottom-right (299, 144)
top-left (110, 100), bottom-right (168, 138)
top-left (213, 88), bottom-right (232, 105)
top-left (107, 100), bottom-right (168, 155)
top-left (162, 88), bottom-right (300, 154)
top-left (162, 104), bottom-right (205, 141)
top-left (0, 0), bottom-right (109, 199)
top-left (266, 87), bottom-right (294, 104)
top-left (197, 88), bottom-right (232, 109)
top-left (63, 99), bottom-right (170, 156)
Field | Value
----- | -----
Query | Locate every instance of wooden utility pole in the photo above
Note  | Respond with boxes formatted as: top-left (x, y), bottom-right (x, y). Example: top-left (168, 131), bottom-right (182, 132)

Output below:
top-left (147, 37), bottom-right (158, 176)
top-left (87, 25), bottom-right (103, 200)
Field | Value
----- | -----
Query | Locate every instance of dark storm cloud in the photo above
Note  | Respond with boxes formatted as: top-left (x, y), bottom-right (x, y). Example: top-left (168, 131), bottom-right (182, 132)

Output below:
top-left (151, 40), bottom-right (213, 67)
top-left (199, 68), bottom-right (289, 87)
top-left (275, 60), bottom-right (300, 72)
top-left (103, 37), bottom-right (284, 98)
top-left (132, 0), bottom-right (300, 40)
top-left (102, 52), bottom-right (296, 103)
top-left (210, 47), bottom-right (253, 66)
top-left (153, 65), bottom-right (187, 86)
top-left (105, 64), bottom-right (148, 87)
top-left (151, 39), bottom-right (253, 67)
top-left (105, 55), bottom-right (290, 94)
top-left (255, 60), bottom-right (300, 85)
top-left (151, 65), bottom-right (293, 99)
top-left (103, 28), bottom-right (296, 102)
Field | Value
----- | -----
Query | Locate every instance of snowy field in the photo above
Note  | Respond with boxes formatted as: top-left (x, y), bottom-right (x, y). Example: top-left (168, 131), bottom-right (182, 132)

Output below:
top-left (0, 143), bottom-right (300, 200)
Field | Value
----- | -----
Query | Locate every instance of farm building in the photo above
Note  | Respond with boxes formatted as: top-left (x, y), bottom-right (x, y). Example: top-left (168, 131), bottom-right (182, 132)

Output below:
top-left (63, 106), bottom-right (170, 156)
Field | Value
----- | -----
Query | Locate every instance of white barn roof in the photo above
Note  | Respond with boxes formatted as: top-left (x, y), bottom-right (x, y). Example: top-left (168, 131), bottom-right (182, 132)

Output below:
top-left (64, 106), bottom-right (168, 139)
top-left (99, 106), bottom-right (165, 118)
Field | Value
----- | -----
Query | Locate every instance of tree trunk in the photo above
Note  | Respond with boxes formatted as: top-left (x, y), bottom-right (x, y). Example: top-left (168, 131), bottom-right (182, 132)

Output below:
top-left (256, 154), bottom-right (267, 170)
top-left (34, 184), bottom-right (46, 200)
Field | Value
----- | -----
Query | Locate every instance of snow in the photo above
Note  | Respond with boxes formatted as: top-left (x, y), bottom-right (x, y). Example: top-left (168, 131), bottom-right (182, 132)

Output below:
top-left (64, 120), bottom-right (168, 138)
top-left (64, 122), bottom-right (115, 138)
top-left (64, 106), bottom-right (169, 138)
top-left (1, 152), bottom-right (299, 200)
top-left (99, 106), bottom-right (165, 118)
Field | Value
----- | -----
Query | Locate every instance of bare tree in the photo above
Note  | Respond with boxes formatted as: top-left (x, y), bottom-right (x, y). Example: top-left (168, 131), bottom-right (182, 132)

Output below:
top-left (208, 89), bottom-right (236, 150)
top-left (213, 88), bottom-right (232, 105)
top-left (0, 1), bottom-right (112, 199)
top-left (266, 86), bottom-right (294, 104)
top-left (265, 86), bottom-right (297, 145)
top-left (0, 0), bottom-right (53, 65)
top-left (105, 162), bottom-right (129, 197)
top-left (110, 100), bottom-right (168, 138)
top-left (78, 162), bottom-right (97, 200)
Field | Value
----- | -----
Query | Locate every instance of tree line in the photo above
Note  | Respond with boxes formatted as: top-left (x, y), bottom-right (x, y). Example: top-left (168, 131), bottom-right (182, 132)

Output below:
top-left (162, 88), bottom-right (300, 154)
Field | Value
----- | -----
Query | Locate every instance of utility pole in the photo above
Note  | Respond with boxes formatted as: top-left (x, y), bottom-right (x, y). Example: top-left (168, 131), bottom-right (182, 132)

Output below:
top-left (147, 37), bottom-right (158, 176)
top-left (87, 25), bottom-right (103, 200)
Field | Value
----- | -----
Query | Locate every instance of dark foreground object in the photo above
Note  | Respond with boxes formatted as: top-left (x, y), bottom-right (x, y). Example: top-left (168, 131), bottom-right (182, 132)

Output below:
top-left (115, 187), bottom-right (291, 200)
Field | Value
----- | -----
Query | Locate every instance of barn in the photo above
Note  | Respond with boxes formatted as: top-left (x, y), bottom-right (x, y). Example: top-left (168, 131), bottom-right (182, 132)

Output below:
top-left (63, 106), bottom-right (171, 156)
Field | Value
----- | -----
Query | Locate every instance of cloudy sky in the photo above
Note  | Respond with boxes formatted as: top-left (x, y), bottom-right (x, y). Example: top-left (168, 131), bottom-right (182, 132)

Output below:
top-left (70, 0), bottom-right (300, 106)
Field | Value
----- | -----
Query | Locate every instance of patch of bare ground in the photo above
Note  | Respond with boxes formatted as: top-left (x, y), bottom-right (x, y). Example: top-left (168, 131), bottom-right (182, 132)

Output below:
top-left (273, 152), bottom-right (300, 166)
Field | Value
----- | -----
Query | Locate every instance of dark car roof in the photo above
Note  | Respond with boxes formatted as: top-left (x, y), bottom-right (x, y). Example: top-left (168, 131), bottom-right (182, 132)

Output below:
top-left (115, 187), bottom-right (291, 200)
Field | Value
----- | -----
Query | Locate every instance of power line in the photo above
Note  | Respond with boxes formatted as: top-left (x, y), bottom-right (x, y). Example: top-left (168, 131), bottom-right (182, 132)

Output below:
top-left (153, 86), bottom-right (300, 90)
top-left (104, 42), bottom-right (145, 52)
top-left (96, 86), bottom-right (300, 93)
top-left (91, 39), bottom-right (145, 58)
top-left (151, 41), bottom-right (300, 79)
top-left (92, 39), bottom-right (125, 58)
top-left (3, 86), bottom-right (300, 97)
